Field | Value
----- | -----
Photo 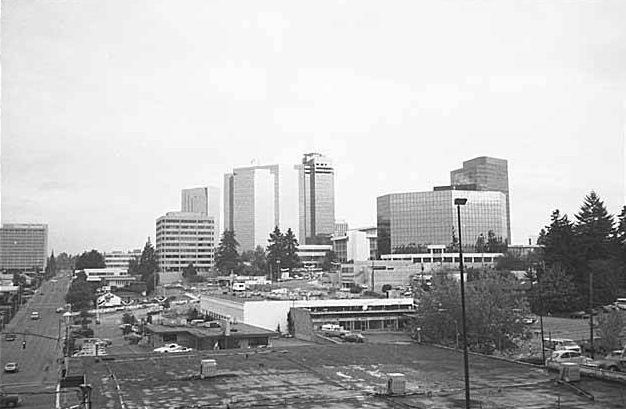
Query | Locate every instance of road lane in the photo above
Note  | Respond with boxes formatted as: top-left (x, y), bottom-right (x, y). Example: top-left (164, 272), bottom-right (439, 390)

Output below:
top-left (1, 274), bottom-right (73, 408)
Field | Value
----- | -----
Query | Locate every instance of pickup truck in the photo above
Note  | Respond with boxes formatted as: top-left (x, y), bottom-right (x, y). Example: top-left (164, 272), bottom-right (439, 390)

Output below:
top-left (596, 347), bottom-right (626, 372)
top-left (0, 392), bottom-right (22, 407)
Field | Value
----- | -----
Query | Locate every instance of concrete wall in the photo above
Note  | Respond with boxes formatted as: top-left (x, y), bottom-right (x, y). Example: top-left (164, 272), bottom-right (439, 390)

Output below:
top-left (244, 300), bottom-right (292, 333)
top-left (290, 307), bottom-right (314, 341)
top-left (159, 272), bottom-right (183, 285)
top-left (200, 296), bottom-right (245, 323)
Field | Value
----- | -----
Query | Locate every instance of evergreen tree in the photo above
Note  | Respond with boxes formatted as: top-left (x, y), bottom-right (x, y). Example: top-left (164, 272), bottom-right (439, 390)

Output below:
top-left (215, 230), bottom-right (241, 274)
top-left (182, 263), bottom-right (197, 279)
top-left (573, 192), bottom-right (618, 299)
top-left (541, 210), bottom-right (578, 273)
top-left (45, 251), bottom-right (57, 278)
top-left (282, 228), bottom-right (301, 271)
top-left (252, 245), bottom-right (268, 276)
top-left (574, 191), bottom-right (616, 261)
top-left (137, 239), bottom-right (158, 294)
top-left (266, 227), bottom-right (284, 280)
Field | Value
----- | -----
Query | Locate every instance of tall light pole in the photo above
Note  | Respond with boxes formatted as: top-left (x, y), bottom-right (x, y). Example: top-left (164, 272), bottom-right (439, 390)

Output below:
top-left (455, 197), bottom-right (471, 409)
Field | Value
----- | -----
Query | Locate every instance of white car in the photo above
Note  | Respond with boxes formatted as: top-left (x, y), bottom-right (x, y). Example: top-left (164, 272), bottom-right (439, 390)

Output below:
top-left (153, 343), bottom-right (192, 353)
top-left (546, 350), bottom-right (594, 366)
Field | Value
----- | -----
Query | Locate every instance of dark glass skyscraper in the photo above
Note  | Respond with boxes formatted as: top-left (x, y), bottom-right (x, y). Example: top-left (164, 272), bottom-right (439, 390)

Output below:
top-left (297, 153), bottom-right (335, 245)
top-left (450, 156), bottom-right (510, 243)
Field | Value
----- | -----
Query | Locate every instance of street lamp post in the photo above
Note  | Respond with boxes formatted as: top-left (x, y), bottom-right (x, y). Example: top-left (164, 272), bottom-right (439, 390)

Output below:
top-left (62, 311), bottom-right (72, 377)
top-left (455, 197), bottom-right (471, 409)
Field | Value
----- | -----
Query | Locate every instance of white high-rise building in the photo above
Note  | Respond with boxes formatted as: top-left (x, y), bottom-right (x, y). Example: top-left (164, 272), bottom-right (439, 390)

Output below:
top-left (224, 164), bottom-right (299, 252)
top-left (0, 224), bottom-right (48, 271)
top-left (296, 153), bottom-right (336, 245)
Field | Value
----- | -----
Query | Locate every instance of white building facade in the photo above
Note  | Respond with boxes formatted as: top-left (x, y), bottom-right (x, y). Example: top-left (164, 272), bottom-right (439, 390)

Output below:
top-left (155, 212), bottom-right (216, 273)
top-left (224, 164), bottom-right (299, 252)
top-left (104, 249), bottom-right (142, 269)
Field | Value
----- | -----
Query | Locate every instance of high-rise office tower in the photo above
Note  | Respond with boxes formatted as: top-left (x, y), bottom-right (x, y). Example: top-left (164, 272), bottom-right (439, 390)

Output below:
top-left (181, 186), bottom-right (220, 239)
top-left (297, 153), bottom-right (335, 245)
top-left (224, 165), bottom-right (298, 252)
top-left (450, 156), bottom-right (511, 243)
top-left (0, 224), bottom-right (48, 271)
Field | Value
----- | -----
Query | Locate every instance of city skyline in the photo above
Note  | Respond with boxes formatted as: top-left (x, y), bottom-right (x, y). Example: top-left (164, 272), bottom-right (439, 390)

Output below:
top-left (2, 1), bottom-right (624, 254)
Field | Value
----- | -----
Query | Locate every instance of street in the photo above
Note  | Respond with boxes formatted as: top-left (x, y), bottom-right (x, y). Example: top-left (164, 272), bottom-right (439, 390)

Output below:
top-left (1, 274), bottom-right (71, 408)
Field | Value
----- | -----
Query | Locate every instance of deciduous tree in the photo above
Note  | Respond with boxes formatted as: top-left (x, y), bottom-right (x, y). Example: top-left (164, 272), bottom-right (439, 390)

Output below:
top-left (75, 250), bottom-right (105, 270)
top-left (412, 272), bottom-right (530, 353)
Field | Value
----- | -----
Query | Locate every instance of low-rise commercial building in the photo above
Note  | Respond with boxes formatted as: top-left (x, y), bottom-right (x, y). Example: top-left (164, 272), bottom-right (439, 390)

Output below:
top-left (78, 268), bottom-right (136, 288)
top-left (104, 249), bottom-right (142, 269)
top-left (200, 295), bottom-right (415, 334)
top-left (339, 245), bottom-right (503, 291)
top-left (145, 322), bottom-right (277, 350)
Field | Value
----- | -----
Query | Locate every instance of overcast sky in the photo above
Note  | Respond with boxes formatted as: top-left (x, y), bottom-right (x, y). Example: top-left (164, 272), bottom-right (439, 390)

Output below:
top-left (1, 0), bottom-right (625, 254)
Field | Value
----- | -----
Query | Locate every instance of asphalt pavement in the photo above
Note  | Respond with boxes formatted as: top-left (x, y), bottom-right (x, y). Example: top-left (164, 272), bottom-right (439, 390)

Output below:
top-left (0, 274), bottom-right (73, 408)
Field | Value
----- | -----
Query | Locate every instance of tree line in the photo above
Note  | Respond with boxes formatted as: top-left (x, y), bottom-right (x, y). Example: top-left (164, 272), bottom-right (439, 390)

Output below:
top-left (412, 191), bottom-right (625, 355)
top-left (214, 226), bottom-right (302, 279)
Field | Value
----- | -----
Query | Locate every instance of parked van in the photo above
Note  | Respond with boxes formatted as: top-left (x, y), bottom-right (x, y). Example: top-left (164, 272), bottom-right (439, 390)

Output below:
top-left (544, 338), bottom-right (581, 354)
top-left (232, 283), bottom-right (246, 292)
top-left (321, 324), bottom-right (348, 337)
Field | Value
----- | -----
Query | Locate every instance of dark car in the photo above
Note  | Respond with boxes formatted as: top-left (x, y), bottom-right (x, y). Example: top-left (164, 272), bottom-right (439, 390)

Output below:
top-left (4, 334), bottom-right (16, 342)
top-left (342, 333), bottom-right (365, 343)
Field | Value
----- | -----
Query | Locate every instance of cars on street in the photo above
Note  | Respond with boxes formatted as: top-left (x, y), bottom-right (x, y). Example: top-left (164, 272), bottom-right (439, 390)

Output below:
top-left (544, 338), bottom-right (581, 354)
top-left (546, 350), bottom-right (587, 365)
top-left (55, 307), bottom-right (64, 313)
top-left (596, 347), bottom-right (626, 372)
top-left (4, 334), bottom-right (16, 342)
top-left (153, 343), bottom-right (192, 353)
top-left (342, 333), bottom-right (366, 343)
top-left (569, 311), bottom-right (589, 319)
top-left (30, 311), bottom-right (40, 320)
top-left (4, 363), bottom-right (18, 373)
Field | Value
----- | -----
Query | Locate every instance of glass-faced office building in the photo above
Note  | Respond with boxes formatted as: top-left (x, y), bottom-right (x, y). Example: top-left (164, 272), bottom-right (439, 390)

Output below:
top-left (377, 190), bottom-right (507, 255)
top-left (450, 156), bottom-right (510, 243)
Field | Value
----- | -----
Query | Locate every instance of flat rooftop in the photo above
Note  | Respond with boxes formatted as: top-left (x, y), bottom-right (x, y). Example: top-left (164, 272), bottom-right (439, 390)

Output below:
top-left (82, 343), bottom-right (624, 408)
top-left (147, 322), bottom-right (277, 337)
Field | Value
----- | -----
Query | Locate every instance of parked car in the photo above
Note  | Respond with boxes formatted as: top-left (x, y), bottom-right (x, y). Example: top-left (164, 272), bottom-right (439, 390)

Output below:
top-left (546, 350), bottom-right (587, 365)
top-left (569, 311), bottom-right (589, 319)
top-left (55, 307), bottom-right (64, 313)
top-left (3, 362), bottom-right (18, 373)
top-left (0, 392), bottom-right (21, 408)
top-left (596, 347), bottom-right (626, 372)
top-left (30, 312), bottom-right (39, 320)
top-left (153, 343), bottom-right (191, 353)
top-left (4, 334), bottom-right (16, 342)
top-left (342, 333), bottom-right (366, 343)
